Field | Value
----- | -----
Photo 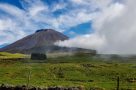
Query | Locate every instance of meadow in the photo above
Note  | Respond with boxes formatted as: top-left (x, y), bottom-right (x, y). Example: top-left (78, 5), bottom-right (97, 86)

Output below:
top-left (0, 52), bottom-right (136, 90)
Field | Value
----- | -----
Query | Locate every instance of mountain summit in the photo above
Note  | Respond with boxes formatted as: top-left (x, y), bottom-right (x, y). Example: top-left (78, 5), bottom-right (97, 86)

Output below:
top-left (0, 29), bottom-right (69, 53)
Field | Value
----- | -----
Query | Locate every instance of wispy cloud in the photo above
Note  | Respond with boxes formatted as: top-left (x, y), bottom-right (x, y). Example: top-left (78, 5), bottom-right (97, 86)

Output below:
top-left (1, 0), bottom-right (136, 54)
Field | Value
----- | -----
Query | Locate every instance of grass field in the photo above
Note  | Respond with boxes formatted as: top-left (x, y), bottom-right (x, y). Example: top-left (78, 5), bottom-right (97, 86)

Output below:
top-left (0, 52), bottom-right (27, 59)
top-left (0, 52), bottom-right (136, 90)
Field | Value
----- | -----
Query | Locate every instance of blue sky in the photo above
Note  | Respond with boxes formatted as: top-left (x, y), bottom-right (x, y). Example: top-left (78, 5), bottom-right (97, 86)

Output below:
top-left (0, 0), bottom-right (92, 36)
top-left (0, 0), bottom-right (96, 46)
top-left (0, 0), bottom-right (22, 8)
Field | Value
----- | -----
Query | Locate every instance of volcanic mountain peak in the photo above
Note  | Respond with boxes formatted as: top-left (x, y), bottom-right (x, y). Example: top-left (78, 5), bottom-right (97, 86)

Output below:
top-left (0, 29), bottom-right (69, 53)
top-left (35, 29), bottom-right (55, 33)
top-left (33, 29), bottom-right (69, 41)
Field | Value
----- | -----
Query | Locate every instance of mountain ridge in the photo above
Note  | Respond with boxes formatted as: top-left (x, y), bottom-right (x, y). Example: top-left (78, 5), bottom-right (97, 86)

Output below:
top-left (0, 29), bottom-right (69, 53)
top-left (0, 29), bottom-right (96, 54)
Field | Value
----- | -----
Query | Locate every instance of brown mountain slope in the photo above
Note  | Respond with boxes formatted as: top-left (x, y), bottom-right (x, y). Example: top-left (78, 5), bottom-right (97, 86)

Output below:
top-left (0, 29), bottom-right (69, 53)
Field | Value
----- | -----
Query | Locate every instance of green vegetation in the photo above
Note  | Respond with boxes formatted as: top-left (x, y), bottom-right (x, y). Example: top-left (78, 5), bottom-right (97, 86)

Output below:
top-left (0, 52), bottom-right (27, 59)
top-left (0, 52), bottom-right (136, 90)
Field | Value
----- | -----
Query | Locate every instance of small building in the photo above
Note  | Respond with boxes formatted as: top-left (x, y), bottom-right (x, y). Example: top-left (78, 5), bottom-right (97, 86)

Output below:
top-left (31, 53), bottom-right (47, 60)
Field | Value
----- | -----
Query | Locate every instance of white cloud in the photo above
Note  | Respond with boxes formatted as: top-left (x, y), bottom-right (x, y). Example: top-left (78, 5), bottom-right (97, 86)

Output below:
top-left (51, 2), bottom-right (66, 12)
top-left (0, 3), bottom-right (24, 16)
top-left (56, 1), bottom-right (136, 54)
top-left (96, 0), bottom-right (136, 54)
top-left (93, 2), bottom-right (125, 30)
top-left (55, 34), bottom-right (106, 50)
top-left (0, 18), bottom-right (26, 44)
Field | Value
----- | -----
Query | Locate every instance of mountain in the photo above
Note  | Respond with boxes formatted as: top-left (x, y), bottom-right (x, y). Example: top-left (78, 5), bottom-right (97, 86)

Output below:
top-left (0, 29), bottom-right (69, 53)
top-left (0, 43), bottom-right (9, 48)
top-left (0, 29), bottom-right (96, 54)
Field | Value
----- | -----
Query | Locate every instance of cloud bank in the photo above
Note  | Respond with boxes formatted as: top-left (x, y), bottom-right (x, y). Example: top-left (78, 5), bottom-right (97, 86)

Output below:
top-left (56, 0), bottom-right (136, 54)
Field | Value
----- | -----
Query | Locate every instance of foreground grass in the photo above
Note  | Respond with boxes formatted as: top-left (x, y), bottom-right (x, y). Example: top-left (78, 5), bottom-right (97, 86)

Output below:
top-left (0, 53), bottom-right (136, 89)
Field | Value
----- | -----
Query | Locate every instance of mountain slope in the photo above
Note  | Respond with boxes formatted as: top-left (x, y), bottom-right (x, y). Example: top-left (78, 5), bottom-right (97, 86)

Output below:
top-left (0, 29), bottom-right (69, 53)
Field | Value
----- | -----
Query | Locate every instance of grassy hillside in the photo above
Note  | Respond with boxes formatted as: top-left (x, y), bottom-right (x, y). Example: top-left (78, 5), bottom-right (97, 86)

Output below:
top-left (0, 52), bottom-right (27, 60)
top-left (0, 52), bottom-right (136, 90)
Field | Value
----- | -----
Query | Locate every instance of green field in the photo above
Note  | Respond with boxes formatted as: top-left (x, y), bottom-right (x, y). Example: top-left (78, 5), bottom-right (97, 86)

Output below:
top-left (0, 52), bottom-right (136, 90)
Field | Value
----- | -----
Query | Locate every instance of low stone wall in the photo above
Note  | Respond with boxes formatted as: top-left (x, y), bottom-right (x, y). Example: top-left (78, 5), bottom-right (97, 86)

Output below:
top-left (0, 84), bottom-right (84, 90)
